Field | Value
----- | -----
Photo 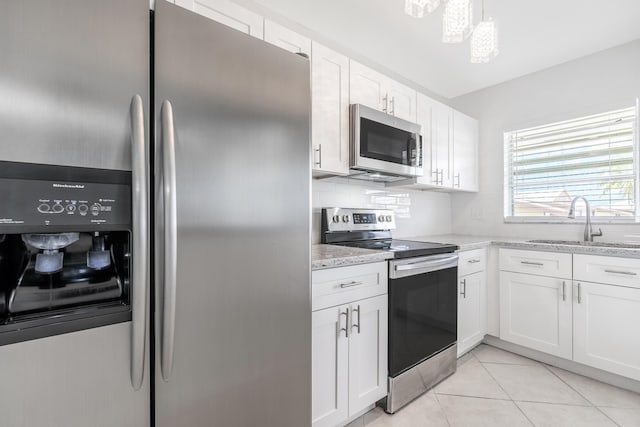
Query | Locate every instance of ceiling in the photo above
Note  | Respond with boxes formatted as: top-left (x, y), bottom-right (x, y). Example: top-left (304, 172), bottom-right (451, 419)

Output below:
top-left (247, 0), bottom-right (640, 99)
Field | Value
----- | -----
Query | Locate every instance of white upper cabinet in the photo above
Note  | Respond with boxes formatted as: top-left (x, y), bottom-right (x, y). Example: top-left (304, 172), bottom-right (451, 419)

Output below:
top-left (415, 93), bottom-right (435, 186)
top-left (432, 100), bottom-right (454, 188)
top-left (311, 42), bottom-right (350, 176)
top-left (264, 20), bottom-right (311, 57)
top-left (174, 0), bottom-right (264, 39)
top-left (349, 60), bottom-right (387, 112)
top-left (349, 60), bottom-right (417, 122)
top-left (386, 79), bottom-right (417, 122)
top-left (452, 110), bottom-right (479, 192)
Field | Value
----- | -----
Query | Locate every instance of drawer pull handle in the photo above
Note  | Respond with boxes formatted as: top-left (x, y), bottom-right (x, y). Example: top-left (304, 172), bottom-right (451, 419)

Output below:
top-left (604, 269), bottom-right (637, 276)
top-left (340, 281), bottom-right (363, 288)
top-left (460, 279), bottom-right (467, 298)
top-left (467, 259), bottom-right (481, 264)
top-left (562, 281), bottom-right (566, 302)
top-left (521, 261), bottom-right (544, 266)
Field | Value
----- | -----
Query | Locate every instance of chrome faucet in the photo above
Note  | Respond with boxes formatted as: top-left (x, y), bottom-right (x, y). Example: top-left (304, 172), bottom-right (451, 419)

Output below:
top-left (568, 196), bottom-right (603, 242)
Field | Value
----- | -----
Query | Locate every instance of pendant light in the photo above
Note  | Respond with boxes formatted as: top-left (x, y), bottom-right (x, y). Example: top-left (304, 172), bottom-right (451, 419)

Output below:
top-left (470, 0), bottom-right (499, 63)
top-left (442, 0), bottom-right (473, 43)
top-left (404, 0), bottom-right (442, 18)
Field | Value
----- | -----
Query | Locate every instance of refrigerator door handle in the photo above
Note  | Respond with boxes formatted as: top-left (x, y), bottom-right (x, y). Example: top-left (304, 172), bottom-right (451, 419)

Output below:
top-left (130, 94), bottom-right (149, 390)
top-left (160, 100), bottom-right (178, 382)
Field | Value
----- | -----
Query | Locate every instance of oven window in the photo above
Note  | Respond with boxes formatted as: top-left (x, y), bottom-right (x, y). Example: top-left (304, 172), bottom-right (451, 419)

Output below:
top-left (360, 118), bottom-right (417, 166)
top-left (388, 266), bottom-right (457, 377)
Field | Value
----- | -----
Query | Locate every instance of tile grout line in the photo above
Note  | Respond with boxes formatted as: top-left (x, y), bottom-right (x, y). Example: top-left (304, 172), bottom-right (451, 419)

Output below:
top-left (477, 358), bottom-right (537, 427)
top-left (432, 390), bottom-right (453, 427)
top-left (541, 363), bottom-right (622, 427)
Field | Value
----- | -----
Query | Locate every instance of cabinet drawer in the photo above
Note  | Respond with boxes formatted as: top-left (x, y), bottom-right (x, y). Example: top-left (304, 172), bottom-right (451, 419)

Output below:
top-left (312, 262), bottom-right (388, 311)
top-left (574, 254), bottom-right (640, 289)
top-left (499, 248), bottom-right (571, 279)
top-left (458, 248), bottom-right (486, 277)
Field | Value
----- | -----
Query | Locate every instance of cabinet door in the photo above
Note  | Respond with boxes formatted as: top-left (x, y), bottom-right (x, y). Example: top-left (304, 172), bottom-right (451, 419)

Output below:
top-left (387, 80), bottom-right (417, 122)
top-left (452, 110), bottom-right (478, 192)
top-left (500, 272), bottom-right (572, 359)
top-left (432, 102), bottom-right (453, 187)
top-left (458, 271), bottom-right (486, 356)
top-left (264, 20), bottom-right (311, 57)
top-left (573, 282), bottom-right (640, 381)
top-left (415, 93), bottom-right (435, 186)
top-left (174, 0), bottom-right (264, 39)
top-left (312, 305), bottom-right (349, 427)
top-left (348, 295), bottom-right (388, 416)
top-left (311, 42), bottom-right (350, 175)
top-left (349, 60), bottom-right (386, 112)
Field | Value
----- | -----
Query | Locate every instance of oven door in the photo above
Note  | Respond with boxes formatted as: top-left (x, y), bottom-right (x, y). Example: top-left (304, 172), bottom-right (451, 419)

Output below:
top-left (350, 104), bottom-right (423, 177)
top-left (388, 254), bottom-right (458, 377)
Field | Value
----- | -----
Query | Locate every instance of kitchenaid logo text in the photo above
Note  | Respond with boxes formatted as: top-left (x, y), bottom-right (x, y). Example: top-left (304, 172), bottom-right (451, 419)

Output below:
top-left (53, 183), bottom-right (85, 189)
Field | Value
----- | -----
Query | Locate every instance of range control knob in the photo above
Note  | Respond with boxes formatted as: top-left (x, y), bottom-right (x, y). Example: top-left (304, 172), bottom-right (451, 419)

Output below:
top-left (332, 215), bottom-right (340, 223)
top-left (342, 215), bottom-right (350, 223)
top-left (66, 204), bottom-right (76, 213)
top-left (386, 215), bottom-right (392, 222)
top-left (52, 204), bottom-right (64, 214)
top-left (37, 203), bottom-right (51, 213)
top-left (378, 215), bottom-right (385, 223)
top-left (90, 203), bottom-right (101, 216)
top-left (78, 204), bottom-right (89, 215)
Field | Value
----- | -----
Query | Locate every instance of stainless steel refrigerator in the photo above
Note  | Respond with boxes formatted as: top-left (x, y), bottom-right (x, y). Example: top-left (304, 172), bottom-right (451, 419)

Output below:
top-left (0, 0), bottom-right (311, 426)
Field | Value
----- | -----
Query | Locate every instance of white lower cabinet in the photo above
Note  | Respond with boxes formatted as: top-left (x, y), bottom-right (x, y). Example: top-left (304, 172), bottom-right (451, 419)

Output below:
top-left (458, 271), bottom-right (486, 355)
top-left (499, 271), bottom-right (573, 359)
top-left (347, 295), bottom-right (388, 416)
top-left (312, 305), bottom-right (349, 427)
top-left (457, 248), bottom-right (487, 356)
top-left (498, 250), bottom-right (640, 382)
top-left (573, 281), bottom-right (640, 381)
top-left (312, 262), bottom-right (388, 427)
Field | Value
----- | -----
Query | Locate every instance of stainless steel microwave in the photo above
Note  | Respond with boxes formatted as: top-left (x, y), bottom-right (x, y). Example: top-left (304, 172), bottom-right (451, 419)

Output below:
top-left (350, 104), bottom-right (423, 182)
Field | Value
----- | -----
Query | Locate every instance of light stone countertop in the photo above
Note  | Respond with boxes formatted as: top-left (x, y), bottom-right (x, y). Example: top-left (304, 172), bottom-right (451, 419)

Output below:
top-left (312, 244), bottom-right (393, 270)
top-left (312, 235), bottom-right (640, 271)
top-left (406, 234), bottom-right (640, 258)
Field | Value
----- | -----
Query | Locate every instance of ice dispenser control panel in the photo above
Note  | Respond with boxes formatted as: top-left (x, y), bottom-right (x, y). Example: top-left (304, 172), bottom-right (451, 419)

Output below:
top-left (0, 162), bottom-right (131, 231)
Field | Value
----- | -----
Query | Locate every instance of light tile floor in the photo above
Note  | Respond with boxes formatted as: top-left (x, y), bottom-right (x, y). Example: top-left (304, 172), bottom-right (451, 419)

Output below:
top-left (345, 344), bottom-right (640, 427)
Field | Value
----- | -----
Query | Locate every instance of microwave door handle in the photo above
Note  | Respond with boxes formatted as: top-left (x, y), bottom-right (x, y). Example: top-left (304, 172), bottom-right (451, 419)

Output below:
top-left (130, 94), bottom-right (149, 391)
top-left (160, 100), bottom-right (178, 382)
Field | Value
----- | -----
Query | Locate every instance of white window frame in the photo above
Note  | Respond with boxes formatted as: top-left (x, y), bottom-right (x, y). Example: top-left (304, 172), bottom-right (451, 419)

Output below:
top-left (504, 101), bottom-right (640, 224)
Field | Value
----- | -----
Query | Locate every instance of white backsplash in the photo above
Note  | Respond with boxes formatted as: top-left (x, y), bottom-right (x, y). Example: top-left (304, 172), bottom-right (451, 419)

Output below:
top-left (312, 177), bottom-right (452, 243)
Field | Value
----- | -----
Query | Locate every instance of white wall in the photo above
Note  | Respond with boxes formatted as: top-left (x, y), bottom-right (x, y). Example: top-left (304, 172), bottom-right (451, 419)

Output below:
top-left (312, 178), bottom-right (452, 243)
top-left (450, 39), bottom-right (640, 241)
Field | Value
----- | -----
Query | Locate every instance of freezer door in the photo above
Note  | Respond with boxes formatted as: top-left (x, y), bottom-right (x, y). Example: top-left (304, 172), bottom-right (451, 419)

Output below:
top-left (0, 323), bottom-right (150, 427)
top-left (154, 1), bottom-right (311, 426)
top-left (0, 0), bottom-right (149, 170)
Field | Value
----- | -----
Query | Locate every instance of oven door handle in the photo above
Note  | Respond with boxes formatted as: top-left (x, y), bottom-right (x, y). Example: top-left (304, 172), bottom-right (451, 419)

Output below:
top-left (393, 255), bottom-right (458, 274)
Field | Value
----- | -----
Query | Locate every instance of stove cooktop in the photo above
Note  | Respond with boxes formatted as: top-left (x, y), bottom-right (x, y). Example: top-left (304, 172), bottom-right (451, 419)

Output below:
top-left (332, 239), bottom-right (458, 259)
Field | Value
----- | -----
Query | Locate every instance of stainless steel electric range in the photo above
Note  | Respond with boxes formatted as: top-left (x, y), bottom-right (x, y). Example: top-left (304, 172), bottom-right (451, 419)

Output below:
top-left (322, 207), bottom-right (459, 414)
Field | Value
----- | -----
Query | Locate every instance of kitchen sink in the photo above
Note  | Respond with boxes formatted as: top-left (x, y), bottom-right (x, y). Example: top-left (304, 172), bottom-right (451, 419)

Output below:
top-left (527, 239), bottom-right (640, 249)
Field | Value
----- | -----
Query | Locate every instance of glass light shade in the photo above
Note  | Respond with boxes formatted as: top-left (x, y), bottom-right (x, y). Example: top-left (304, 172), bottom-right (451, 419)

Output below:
top-left (470, 19), bottom-right (499, 63)
top-left (404, 0), bottom-right (441, 18)
top-left (442, 0), bottom-right (473, 43)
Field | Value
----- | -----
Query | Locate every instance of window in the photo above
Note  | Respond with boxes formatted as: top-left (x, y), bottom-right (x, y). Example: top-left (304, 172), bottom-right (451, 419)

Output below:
top-left (504, 105), bottom-right (639, 221)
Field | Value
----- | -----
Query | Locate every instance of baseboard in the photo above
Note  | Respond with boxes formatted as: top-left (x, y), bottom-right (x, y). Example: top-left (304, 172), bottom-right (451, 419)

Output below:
top-left (483, 335), bottom-right (640, 394)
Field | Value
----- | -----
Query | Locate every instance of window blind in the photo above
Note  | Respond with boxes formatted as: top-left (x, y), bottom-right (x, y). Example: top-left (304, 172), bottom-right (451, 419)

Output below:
top-left (505, 106), bottom-right (638, 219)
